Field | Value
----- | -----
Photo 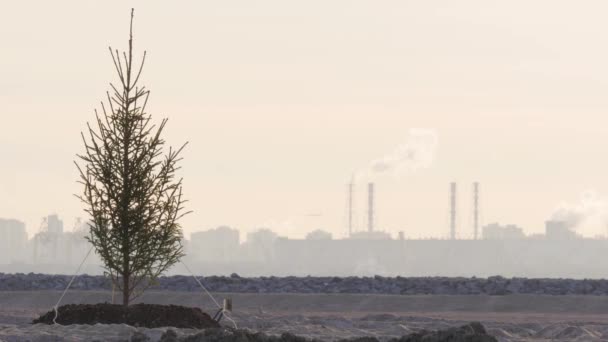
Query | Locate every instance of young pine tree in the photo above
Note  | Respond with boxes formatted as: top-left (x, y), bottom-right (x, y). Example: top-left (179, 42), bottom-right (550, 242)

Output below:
top-left (76, 9), bottom-right (188, 307)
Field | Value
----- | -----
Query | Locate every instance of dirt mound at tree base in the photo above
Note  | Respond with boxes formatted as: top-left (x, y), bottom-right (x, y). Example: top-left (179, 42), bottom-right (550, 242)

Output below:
top-left (32, 303), bottom-right (220, 329)
top-left (157, 322), bottom-right (497, 342)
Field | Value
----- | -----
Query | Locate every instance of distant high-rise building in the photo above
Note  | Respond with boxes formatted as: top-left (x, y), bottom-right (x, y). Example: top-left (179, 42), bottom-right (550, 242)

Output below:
top-left (190, 226), bottom-right (240, 262)
top-left (0, 218), bottom-right (28, 262)
top-left (47, 214), bottom-right (63, 234)
top-left (245, 228), bottom-right (280, 262)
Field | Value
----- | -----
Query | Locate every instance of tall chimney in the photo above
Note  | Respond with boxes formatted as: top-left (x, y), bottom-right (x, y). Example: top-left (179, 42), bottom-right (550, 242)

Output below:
top-left (347, 179), bottom-right (354, 237)
top-left (368, 182), bottom-right (375, 232)
top-left (473, 182), bottom-right (479, 240)
top-left (450, 182), bottom-right (456, 239)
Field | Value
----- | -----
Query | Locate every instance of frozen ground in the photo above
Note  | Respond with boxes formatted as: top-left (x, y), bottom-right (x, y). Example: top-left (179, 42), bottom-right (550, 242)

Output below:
top-left (2, 291), bottom-right (608, 341)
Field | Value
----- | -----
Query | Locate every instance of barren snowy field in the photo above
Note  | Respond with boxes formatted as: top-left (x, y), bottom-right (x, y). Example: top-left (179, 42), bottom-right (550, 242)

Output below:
top-left (2, 291), bottom-right (608, 341)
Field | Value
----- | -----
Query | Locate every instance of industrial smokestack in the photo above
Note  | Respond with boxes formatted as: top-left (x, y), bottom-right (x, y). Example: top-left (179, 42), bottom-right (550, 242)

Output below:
top-left (368, 182), bottom-right (375, 232)
top-left (347, 179), bottom-right (354, 237)
top-left (450, 182), bottom-right (456, 239)
top-left (473, 182), bottom-right (479, 240)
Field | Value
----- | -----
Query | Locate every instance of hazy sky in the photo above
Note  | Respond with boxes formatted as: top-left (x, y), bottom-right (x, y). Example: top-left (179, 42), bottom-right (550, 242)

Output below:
top-left (2, 1), bottom-right (608, 239)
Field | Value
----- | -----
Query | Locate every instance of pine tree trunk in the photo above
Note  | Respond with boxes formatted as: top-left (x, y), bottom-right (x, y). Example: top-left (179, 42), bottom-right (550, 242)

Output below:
top-left (123, 274), bottom-right (129, 307)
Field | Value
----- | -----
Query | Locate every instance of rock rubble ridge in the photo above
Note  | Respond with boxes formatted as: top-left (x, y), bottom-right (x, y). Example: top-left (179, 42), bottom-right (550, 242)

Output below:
top-left (1, 273), bottom-right (606, 295)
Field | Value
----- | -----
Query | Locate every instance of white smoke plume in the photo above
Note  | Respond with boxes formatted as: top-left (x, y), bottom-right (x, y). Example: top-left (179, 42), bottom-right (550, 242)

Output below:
top-left (550, 190), bottom-right (608, 237)
top-left (356, 128), bottom-right (438, 181)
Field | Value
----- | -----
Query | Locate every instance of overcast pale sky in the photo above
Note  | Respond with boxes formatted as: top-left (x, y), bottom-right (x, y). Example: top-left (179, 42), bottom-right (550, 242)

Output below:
top-left (2, 1), bottom-right (608, 239)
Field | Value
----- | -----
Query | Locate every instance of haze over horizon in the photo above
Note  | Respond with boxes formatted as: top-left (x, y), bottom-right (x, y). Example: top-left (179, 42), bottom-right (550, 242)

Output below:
top-left (3, 1), bottom-right (608, 239)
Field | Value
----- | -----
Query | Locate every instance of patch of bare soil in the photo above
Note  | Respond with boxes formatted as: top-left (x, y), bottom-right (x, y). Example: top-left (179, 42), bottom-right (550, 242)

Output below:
top-left (32, 303), bottom-right (220, 329)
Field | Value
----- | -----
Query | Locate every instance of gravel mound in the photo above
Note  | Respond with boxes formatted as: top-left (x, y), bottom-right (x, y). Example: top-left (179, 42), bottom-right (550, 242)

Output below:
top-left (3, 273), bottom-right (608, 295)
top-left (32, 303), bottom-right (219, 329)
top-left (156, 322), bottom-right (497, 342)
